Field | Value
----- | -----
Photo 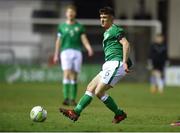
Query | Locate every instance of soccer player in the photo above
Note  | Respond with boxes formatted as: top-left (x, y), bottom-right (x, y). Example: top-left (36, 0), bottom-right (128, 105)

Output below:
top-left (53, 5), bottom-right (94, 106)
top-left (148, 34), bottom-right (168, 94)
top-left (59, 6), bottom-right (132, 123)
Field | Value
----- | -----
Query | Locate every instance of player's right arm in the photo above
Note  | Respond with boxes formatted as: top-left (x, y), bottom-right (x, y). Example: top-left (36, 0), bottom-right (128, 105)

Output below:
top-left (53, 36), bottom-right (61, 64)
top-left (53, 24), bottom-right (62, 64)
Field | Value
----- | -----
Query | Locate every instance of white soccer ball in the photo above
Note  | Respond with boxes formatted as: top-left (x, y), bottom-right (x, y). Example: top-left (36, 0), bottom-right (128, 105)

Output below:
top-left (30, 106), bottom-right (47, 122)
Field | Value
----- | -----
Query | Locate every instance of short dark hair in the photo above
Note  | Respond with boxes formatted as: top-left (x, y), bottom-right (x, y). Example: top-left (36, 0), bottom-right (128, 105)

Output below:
top-left (99, 7), bottom-right (114, 16)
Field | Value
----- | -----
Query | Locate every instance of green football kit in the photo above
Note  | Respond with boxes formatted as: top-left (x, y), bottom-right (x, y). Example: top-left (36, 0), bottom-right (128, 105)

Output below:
top-left (73, 24), bottom-right (132, 117)
top-left (99, 24), bottom-right (132, 86)
top-left (57, 22), bottom-right (85, 103)
top-left (57, 22), bottom-right (85, 51)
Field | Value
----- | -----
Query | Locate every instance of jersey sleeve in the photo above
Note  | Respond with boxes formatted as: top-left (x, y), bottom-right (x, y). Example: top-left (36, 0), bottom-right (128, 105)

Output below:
top-left (116, 28), bottom-right (126, 41)
top-left (57, 24), bottom-right (62, 37)
top-left (80, 25), bottom-right (85, 35)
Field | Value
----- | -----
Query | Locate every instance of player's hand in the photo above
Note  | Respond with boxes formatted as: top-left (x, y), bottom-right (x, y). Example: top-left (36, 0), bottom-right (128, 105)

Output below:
top-left (53, 54), bottom-right (59, 64)
top-left (123, 62), bottom-right (130, 73)
top-left (88, 49), bottom-right (94, 57)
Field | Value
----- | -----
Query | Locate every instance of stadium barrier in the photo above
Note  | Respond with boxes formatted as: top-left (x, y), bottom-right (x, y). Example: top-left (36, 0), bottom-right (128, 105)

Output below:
top-left (165, 66), bottom-right (180, 86)
top-left (0, 64), bottom-right (101, 83)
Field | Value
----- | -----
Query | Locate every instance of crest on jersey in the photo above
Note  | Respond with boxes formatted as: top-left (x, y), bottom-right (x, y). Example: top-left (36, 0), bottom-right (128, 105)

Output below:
top-left (75, 27), bottom-right (79, 32)
top-left (65, 28), bottom-right (69, 32)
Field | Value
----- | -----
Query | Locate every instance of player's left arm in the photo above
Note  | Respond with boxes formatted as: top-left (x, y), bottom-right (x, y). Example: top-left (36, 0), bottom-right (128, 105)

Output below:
top-left (119, 37), bottom-right (130, 73)
top-left (81, 34), bottom-right (94, 57)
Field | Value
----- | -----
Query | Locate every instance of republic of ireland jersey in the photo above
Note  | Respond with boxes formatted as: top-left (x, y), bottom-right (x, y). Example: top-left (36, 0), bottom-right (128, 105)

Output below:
top-left (103, 24), bottom-right (132, 67)
top-left (57, 22), bottom-right (85, 51)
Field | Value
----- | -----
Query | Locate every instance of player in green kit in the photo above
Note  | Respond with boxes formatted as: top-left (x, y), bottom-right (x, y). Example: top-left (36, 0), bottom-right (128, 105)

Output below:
top-left (53, 5), bottom-right (94, 106)
top-left (59, 6), bottom-right (132, 123)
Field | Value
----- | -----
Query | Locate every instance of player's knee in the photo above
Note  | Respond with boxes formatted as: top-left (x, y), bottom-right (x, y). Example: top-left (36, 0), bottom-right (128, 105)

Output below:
top-left (95, 90), bottom-right (104, 99)
top-left (87, 83), bottom-right (92, 90)
top-left (63, 72), bottom-right (69, 78)
top-left (86, 84), bottom-right (95, 94)
top-left (69, 75), bottom-right (77, 81)
top-left (64, 70), bottom-right (74, 79)
top-left (63, 74), bottom-right (69, 79)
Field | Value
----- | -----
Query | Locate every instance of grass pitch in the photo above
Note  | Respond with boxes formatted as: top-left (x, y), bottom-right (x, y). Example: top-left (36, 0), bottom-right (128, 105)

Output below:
top-left (0, 82), bottom-right (180, 132)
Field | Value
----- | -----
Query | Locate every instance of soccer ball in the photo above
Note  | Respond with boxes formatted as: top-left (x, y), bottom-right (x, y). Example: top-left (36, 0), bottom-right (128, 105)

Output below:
top-left (30, 106), bottom-right (47, 122)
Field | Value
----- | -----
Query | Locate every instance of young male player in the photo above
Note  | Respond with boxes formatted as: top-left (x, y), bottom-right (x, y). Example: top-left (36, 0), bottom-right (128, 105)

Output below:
top-left (59, 6), bottom-right (132, 123)
top-left (53, 5), bottom-right (94, 106)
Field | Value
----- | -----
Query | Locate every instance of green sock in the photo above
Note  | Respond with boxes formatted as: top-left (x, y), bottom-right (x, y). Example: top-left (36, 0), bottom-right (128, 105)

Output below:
top-left (103, 96), bottom-right (123, 115)
top-left (63, 83), bottom-right (70, 99)
top-left (70, 83), bottom-right (77, 100)
top-left (74, 93), bottom-right (93, 115)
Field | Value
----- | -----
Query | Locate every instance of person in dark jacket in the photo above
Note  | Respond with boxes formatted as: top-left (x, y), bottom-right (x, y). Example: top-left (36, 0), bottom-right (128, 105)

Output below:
top-left (148, 34), bottom-right (168, 93)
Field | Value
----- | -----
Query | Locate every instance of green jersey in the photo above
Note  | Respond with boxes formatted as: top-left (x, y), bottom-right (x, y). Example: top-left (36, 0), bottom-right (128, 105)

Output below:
top-left (58, 22), bottom-right (85, 51)
top-left (103, 24), bottom-right (132, 67)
